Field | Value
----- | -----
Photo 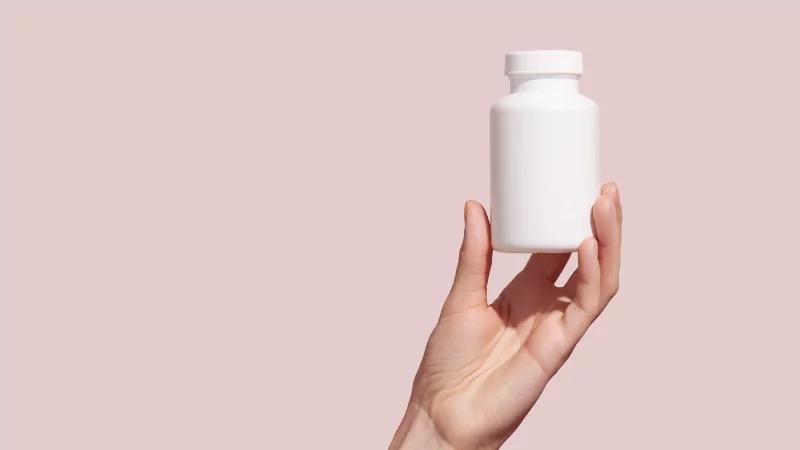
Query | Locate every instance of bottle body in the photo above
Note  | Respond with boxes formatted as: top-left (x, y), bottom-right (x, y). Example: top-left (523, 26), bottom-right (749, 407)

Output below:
top-left (490, 77), bottom-right (599, 253)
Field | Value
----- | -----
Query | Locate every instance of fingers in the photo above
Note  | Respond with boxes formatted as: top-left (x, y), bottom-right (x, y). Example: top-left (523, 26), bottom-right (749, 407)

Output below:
top-left (522, 253), bottom-right (571, 284)
top-left (564, 189), bottom-right (622, 295)
top-left (520, 181), bottom-right (621, 285)
top-left (562, 184), bottom-right (623, 337)
top-left (443, 201), bottom-right (492, 315)
top-left (561, 237), bottom-right (602, 335)
top-left (595, 192), bottom-right (622, 301)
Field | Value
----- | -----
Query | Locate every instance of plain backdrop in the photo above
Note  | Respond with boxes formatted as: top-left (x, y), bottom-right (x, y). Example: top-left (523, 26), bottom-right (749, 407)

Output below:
top-left (6, 5), bottom-right (800, 450)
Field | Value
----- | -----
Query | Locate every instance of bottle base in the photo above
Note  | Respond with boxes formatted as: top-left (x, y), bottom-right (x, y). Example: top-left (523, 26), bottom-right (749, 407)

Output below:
top-left (493, 241), bottom-right (581, 254)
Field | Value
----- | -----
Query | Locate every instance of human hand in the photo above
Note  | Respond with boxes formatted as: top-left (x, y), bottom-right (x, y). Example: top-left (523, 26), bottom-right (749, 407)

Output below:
top-left (390, 183), bottom-right (623, 450)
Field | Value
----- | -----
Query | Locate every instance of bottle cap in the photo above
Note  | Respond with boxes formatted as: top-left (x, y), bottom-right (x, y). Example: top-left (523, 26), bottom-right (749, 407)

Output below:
top-left (505, 50), bottom-right (583, 76)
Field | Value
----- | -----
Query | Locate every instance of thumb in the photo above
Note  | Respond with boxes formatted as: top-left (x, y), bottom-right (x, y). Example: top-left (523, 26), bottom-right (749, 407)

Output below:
top-left (442, 201), bottom-right (492, 316)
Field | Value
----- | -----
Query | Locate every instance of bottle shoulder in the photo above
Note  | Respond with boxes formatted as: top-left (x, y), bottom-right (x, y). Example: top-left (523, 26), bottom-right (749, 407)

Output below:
top-left (491, 92), bottom-right (598, 112)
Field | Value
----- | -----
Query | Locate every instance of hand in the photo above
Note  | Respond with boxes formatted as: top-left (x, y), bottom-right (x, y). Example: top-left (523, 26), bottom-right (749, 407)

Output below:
top-left (390, 183), bottom-right (623, 450)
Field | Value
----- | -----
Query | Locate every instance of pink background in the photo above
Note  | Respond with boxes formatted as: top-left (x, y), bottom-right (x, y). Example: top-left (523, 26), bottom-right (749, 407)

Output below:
top-left (5, 7), bottom-right (800, 450)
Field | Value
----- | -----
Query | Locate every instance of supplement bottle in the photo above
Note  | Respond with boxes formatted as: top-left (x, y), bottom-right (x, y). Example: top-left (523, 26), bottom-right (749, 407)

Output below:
top-left (490, 50), bottom-right (600, 253)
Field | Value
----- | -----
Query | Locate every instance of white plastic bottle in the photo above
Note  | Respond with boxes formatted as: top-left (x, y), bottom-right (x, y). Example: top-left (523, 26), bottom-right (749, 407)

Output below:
top-left (490, 50), bottom-right (600, 253)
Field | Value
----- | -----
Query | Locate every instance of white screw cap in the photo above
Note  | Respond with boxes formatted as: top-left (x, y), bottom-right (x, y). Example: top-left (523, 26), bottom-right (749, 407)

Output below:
top-left (505, 50), bottom-right (583, 76)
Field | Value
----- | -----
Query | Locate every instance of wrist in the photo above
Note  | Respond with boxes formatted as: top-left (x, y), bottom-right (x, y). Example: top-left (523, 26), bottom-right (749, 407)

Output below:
top-left (390, 403), bottom-right (452, 450)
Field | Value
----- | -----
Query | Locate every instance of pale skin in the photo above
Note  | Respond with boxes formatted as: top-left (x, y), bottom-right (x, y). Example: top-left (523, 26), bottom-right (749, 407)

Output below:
top-left (390, 183), bottom-right (623, 450)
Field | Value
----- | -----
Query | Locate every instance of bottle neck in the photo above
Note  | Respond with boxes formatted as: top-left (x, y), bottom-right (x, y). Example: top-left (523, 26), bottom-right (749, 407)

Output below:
top-left (509, 75), bottom-right (580, 93)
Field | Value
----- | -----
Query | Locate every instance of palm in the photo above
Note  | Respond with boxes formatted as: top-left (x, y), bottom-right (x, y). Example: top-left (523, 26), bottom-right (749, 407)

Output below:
top-left (417, 264), bottom-right (577, 445)
top-left (407, 184), bottom-right (622, 449)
